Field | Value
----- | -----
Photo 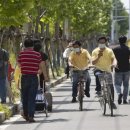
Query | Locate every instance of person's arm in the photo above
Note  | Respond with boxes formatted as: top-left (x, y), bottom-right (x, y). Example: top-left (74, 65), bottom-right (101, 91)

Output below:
top-left (39, 61), bottom-right (49, 81)
top-left (92, 50), bottom-right (103, 65)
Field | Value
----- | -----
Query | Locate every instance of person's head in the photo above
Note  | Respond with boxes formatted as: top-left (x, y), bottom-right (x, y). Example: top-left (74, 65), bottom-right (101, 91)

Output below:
top-left (119, 35), bottom-right (127, 45)
top-left (34, 43), bottom-right (42, 52)
top-left (24, 38), bottom-right (34, 48)
top-left (72, 40), bottom-right (82, 53)
top-left (97, 36), bottom-right (107, 49)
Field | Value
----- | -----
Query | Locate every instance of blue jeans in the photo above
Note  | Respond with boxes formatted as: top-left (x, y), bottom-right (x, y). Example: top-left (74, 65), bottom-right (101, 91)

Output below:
top-left (0, 77), bottom-right (6, 102)
top-left (21, 74), bottom-right (38, 118)
top-left (114, 71), bottom-right (130, 100)
top-left (72, 70), bottom-right (91, 97)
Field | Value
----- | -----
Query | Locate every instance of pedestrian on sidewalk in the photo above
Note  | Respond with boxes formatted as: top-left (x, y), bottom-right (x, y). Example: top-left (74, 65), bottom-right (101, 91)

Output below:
top-left (113, 35), bottom-right (130, 104)
top-left (18, 38), bottom-right (49, 122)
top-left (69, 40), bottom-right (91, 103)
top-left (6, 61), bottom-right (15, 103)
top-left (0, 48), bottom-right (9, 104)
top-left (33, 39), bottom-right (49, 90)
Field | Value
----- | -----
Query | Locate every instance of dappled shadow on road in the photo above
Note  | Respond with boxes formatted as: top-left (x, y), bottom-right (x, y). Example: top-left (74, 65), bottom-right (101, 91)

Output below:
top-left (53, 100), bottom-right (72, 105)
top-left (52, 108), bottom-right (99, 113)
top-left (103, 114), bottom-right (128, 117)
top-left (10, 117), bottom-right (69, 125)
top-left (53, 95), bottom-right (71, 97)
top-left (83, 99), bottom-right (99, 103)
top-left (56, 88), bottom-right (72, 91)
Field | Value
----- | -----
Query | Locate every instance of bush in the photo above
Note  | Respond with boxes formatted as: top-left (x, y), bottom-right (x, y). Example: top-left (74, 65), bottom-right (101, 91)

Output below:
top-left (0, 104), bottom-right (12, 119)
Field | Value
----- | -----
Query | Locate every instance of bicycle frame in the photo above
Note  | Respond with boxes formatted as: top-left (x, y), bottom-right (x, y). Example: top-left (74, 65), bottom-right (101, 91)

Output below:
top-left (97, 71), bottom-right (114, 116)
top-left (77, 70), bottom-right (86, 111)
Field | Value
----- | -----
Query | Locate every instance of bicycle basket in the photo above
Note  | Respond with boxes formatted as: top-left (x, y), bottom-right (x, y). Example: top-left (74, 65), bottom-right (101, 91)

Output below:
top-left (104, 73), bottom-right (113, 84)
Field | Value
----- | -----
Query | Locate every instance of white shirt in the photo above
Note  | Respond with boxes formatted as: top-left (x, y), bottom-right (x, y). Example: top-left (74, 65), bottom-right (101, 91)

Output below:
top-left (63, 48), bottom-right (72, 58)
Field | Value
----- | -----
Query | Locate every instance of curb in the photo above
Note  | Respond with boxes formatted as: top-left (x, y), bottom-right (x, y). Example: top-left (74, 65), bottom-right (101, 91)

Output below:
top-left (0, 75), bottom-right (66, 124)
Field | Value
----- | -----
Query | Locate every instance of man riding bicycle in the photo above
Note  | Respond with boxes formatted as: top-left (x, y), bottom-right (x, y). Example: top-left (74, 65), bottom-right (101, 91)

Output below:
top-left (92, 36), bottom-right (117, 109)
top-left (69, 40), bottom-right (91, 103)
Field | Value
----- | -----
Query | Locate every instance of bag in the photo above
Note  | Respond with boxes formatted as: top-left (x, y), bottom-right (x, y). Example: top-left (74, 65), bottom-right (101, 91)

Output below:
top-left (35, 89), bottom-right (48, 111)
top-left (35, 89), bottom-right (45, 102)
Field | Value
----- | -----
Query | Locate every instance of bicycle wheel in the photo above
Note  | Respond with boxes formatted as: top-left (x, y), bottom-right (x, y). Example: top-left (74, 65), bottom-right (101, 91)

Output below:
top-left (44, 103), bottom-right (48, 117)
top-left (78, 83), bottom-right (84, 111)
top-left (79, 96), bottom-right (83, 111)
top-left (107, 87), bottom-right (113, 116)
top-left (99, 96), bottom-right (106, 115)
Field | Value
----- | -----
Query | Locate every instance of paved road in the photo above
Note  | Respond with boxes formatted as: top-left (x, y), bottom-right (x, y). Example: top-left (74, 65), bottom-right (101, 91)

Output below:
top-left (0, 71), bottom-right (130, 130)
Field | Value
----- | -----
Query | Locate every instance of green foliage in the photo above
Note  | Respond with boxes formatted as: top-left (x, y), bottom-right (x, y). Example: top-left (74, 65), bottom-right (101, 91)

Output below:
top-left (0, 104), bottom-right (12, 119)
top-left (0, 0), bottom-right (128, 37)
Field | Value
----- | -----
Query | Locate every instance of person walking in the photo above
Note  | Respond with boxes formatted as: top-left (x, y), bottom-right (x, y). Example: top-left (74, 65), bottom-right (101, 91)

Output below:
top-left (33, 40), bottom-right (49, 90)
top-left (18, 38), bottom-right (49, 122)
top-left (113, 35), bottom-right (130, 104)
top-left (0, 48), bottom-right (9, 103)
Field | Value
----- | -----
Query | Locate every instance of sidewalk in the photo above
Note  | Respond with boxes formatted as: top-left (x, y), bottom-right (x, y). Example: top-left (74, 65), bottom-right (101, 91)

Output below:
top-left (0, 74), bottom-right (66, 124)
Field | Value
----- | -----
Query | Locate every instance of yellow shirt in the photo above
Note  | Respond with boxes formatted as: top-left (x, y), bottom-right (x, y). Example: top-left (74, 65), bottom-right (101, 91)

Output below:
top-left (14, 65), bottom-right (21, 88)
top-left (69, 48), bottom-right (91, 70)
top-left (92, 47), bottom-right (115, 72)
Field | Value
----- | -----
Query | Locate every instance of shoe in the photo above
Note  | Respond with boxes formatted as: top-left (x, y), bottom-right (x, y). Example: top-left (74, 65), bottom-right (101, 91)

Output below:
top-left (22, 115), bottom-right (29, 121)
top-left (28, 117), bottom-right (35, 123)
top-left (118, 94), bottom-right (123, 104)
top-left (96, 91), bottom-right (101, 96)
top-left (123, 100), bottom-right (128, 104)
top-left (85, 92), bottom-right (90, 97)
top-left (71, 97), bottom-right (77, 103)
top-left (1, 101), bottom-right (6, 104)
top-left (112, 102), bottom-right (117, 109)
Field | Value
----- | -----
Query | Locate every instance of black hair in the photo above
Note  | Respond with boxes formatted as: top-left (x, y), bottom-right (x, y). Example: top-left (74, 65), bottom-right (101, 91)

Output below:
top-left (24, 38), bottom-right (34, 48)
top-left (34, 43), bottom-right (42, 52)
top-left (72, 40), bottom-right (81, 46)
top-left (97, 36), bottom-right (107, 42)
top-left (119, 35), bottom-right (127, 44)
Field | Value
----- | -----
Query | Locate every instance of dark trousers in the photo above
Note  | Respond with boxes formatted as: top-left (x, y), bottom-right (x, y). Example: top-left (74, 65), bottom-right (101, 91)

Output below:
top-left (21, 74), bottom-right (38, 118)
top-left (72, 70), bottom-right (91, 97)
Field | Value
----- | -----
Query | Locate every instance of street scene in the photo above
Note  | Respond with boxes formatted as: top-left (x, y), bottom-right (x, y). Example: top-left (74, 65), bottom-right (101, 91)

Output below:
top-left (0, 0), bottom-right (130, 130)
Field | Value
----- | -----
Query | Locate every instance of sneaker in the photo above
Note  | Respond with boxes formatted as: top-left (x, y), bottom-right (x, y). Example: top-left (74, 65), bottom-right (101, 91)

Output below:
top-left (112, 102), bottom-right (117, 109)
top-left (28, 117), bottom-right (35, 123)
top-left (123, 100), bottom-right (128, 104)
top-left (71, 97), bottom-right (77, 103)
top-left (85, 92), bottom-right (90, 98)
top-left (118, 94), bottom-right (123, 104)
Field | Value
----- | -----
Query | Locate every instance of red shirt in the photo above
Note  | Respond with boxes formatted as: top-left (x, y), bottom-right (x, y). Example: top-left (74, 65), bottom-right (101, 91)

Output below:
top-left (18, 48), bottom-right (42, 75)
top-left (8, 62), bottom-right (14, 81)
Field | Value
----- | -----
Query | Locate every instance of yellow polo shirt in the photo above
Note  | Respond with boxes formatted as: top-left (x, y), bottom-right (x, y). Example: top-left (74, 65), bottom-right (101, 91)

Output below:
top-left (69, 48), bottom-right (91, 70)
top-left (92, 47), bottom-right (115, 72)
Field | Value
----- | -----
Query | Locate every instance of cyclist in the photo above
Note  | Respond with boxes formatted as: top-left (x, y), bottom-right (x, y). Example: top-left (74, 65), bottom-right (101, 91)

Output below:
top-left (69, 40), bottom-right (91, 103)
top-left (63, 42), bottom-right (73, 78)
top-left (92, 36), bottom-right (117, 109)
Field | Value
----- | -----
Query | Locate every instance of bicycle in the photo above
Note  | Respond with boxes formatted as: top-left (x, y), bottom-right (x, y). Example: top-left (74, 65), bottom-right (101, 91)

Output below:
top-left (96, 71), bottom-right (114, 116)
top-left (77, 70), bottom-right (86, 111)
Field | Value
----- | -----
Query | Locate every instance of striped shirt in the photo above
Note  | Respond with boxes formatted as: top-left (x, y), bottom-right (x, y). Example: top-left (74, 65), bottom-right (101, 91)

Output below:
top-left (18, 48), bottom-right (42, 75)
